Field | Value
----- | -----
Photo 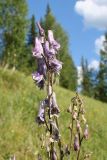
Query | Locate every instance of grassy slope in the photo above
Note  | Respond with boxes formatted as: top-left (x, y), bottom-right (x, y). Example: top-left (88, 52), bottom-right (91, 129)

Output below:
top-left (0, 68), bottom-right (107, 160)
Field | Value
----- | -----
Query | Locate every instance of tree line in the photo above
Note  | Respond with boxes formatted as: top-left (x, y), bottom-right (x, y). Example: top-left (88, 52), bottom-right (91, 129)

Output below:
top-left (0, 0), bottom-right (107, 102)
top-left (0, 1), bottom-right (77, 91)
top-left (80, 35), bottom-right (107, 103)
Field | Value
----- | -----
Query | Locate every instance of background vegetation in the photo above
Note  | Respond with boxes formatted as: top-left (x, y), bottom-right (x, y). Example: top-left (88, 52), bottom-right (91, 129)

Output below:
top-left (0, 68), bottom-right (107, 159)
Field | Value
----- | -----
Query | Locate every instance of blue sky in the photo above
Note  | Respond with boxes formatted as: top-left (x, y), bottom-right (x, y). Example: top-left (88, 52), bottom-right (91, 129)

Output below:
top-left (27, 0), bottom-right (105, 68)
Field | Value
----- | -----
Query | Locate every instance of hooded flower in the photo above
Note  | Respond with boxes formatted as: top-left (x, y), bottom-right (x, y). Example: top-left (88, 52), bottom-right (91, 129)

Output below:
top-left (36, 100), bottom-right (48, 124)
top-left (32, 72), bottom-right (43, 83)
top-left (74, 134), bottom-right (80, 151)
top-left (37, 58), bottom-right (47, 78)
top-left (49, 59), bottom-right (62, 74)
top-left (48, 30), bottom-right (60, 51)
top-left (44, 41), bottom-right (56, 58)
top-left (50, 92), bottom-right (60, 116)
top-left (32, 37), bottom-right (43, 58)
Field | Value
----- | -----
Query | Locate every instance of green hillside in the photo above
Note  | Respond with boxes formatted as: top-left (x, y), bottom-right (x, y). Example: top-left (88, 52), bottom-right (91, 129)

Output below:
top-left (0, 68), bottom-right (107, 160)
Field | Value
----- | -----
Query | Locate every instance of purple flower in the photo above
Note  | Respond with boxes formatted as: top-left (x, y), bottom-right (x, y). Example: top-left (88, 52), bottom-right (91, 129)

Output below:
top-left (49, 59), bottom-right (62, 74)
top-left (32, 72), bottom-right (43, 83)
top-left (32, 72), bottom-right (45, 89)
top-left (50, 92), bottom-right (60, 116)
top-left (44, 41), bottom-right (56, 58)
top-left (37, 22), bottom-right (45, 36)
top-left (48, 30), bottom-right (60, 51)
top-left (36, 100), bottom-right (48, 124)
top-left (74, 134), bottom-right (80, 151)
top-left (32, 37), bottom-right (43, 58)
top-left (37, 58), bottom-right (47, 77)
top-left (84, 124), bottom-right (89, 140)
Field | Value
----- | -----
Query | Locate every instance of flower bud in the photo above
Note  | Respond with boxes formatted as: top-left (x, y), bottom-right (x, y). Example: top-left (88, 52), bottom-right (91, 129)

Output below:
top-left (37, 22), bottom-right (45, 36)
top-left (84, 124), bottom-right (89, 140)
top-left (74, 134), bottom-right (80, 151)
top-left (67, 105), bottom-right (72, 113)
top-left (76, 120), bottom-right (81, 133)
top-left (72, 111), bottom-right (77, 120)
top-left (81, 114), bottom-right (87, 124)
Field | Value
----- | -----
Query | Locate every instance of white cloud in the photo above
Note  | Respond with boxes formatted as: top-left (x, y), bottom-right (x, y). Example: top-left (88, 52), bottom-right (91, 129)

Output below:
top-left (95, 35), bottom-right (106, 54)
top-left (88, 59), bottom-right (99, 70)
top-left (77, 66), bottom-right (83, 85)
top-left (75, 0), bottom-right (107, 30)
top-left (77, 59), bottom-right (99, 85)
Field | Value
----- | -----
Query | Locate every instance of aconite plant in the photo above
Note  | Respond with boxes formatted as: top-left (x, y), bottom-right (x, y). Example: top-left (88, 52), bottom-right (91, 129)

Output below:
top-left (32, 23), bottom-right (91, 160)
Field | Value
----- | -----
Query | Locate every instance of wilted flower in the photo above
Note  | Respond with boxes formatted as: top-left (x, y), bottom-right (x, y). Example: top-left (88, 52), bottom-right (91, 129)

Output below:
top-left (51, 148), bottom-right (57, 160)
top-left (38, 154), bottom-right (42, 160)
top-left (65, 145), bottom-right (70, 155)
top-left (44, 41), bottom-right (56, 58)
top-left (49, 120), bottom-right (60, 141)
top-left (49, 59), bottom-right (62, 74)
top-left (50, 92), bottom-right (60, 115)
top-left (48, 30), bottom-right (60, 51)
top-left (84, 124), bottom-right (89, 140)
top-left (32, 37), bottom-right (43, 58)
top-left (74, 134), bottom-right (80, 151)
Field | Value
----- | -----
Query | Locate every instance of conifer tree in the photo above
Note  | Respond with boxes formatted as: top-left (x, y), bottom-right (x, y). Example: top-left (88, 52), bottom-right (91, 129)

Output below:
top-left (28, 15), bottom-right (37, 46)
top-left (81, 57), bottom-right (92, 97)
top-left (24, 14), bottom-right (38, 74)
top-left (42, 4), bottom-right (77, 90)
top-left (96, 34), bottom-right (107, 102)
top-left (0, 0), bottom-right (28, 69)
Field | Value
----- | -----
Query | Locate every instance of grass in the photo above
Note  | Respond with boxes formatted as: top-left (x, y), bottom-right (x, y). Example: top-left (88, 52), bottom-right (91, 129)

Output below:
top-left (0, 67), bottom-right (107, 160)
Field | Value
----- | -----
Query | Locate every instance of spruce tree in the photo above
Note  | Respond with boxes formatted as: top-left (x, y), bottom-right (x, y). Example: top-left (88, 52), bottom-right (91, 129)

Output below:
top-left (43, 4), bottom-right (77, 90)
top-left (96, 34), bottom-right (107, 102)
top-left (0, 0), bottom-right (28, 69)
top-left (81, 57), bottom-right (92, 97)
top-left (28, 15), bottom-right (37, 46)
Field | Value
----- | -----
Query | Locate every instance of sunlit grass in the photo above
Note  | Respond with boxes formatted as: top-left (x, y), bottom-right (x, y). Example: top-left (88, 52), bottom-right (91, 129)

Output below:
top-left (0, 68), bottom-right (107, 159)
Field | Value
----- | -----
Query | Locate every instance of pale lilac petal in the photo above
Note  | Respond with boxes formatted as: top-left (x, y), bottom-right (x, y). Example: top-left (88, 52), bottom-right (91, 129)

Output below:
top-left (48, 30), bottom-right (60, 51)
top-left (49, 59), bottom-right (62, 74)
top-left (32, 37), bottom-right (43, 58)
top-left (44, 41), bottom-right (56, 58)
top-left (32, 72), bottom-right (43, 83)
top-left (36, 100), bottom-right (48, 124)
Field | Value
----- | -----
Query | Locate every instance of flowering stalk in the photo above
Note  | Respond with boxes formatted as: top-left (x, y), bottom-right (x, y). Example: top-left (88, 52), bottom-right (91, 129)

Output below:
top-left (32, 22), bottom-right (62, 160)
top-left (67, 93), bottom-right (90, 160)
top-left (32, 23), bottom-right (90, 160)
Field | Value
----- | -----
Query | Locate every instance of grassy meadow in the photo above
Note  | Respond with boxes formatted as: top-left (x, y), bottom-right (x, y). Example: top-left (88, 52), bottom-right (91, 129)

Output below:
top-left (0, 68), bottom-right (107, 160)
